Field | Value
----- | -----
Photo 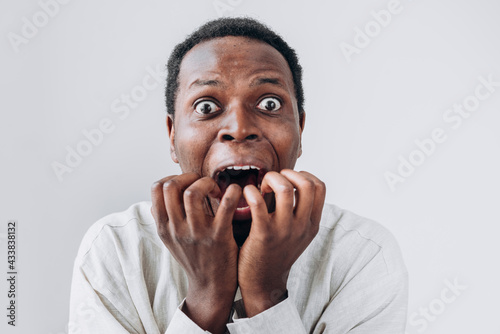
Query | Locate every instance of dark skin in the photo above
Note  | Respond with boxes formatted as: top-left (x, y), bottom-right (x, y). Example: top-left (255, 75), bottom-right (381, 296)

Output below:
top-left (150, 36), bottom-right (326, 334)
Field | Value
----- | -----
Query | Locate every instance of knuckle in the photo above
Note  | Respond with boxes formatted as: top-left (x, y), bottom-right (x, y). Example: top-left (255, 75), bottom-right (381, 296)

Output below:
top-left (175, 235), bottom-right (195, 245)
top-left (183, 189), bottom-right (202, 202)
top-left (248, 197), bottom-right (265, 208)
top-left (156, 225), bottom-right (171, 242)
top-left (279, 231), bottom-right (292, 242)
top-left (259, 233), bottom-right (275, 244)
top-left (201, 236), bottom-right (214, 246)
top-left (316, 180), bottom-right (326, 192)
top-left (302, 178), bottom-right (315, 192)
top-left (309, 221), bottom-right (320, 235)
top-left (163, 179), bottom-right (179, 192)
top-left (151, 181), bottom-right (162, 192)
top-left (294, 231), bottom-right (306, 243)
top-left (277, 184), bottom-right (294, 196)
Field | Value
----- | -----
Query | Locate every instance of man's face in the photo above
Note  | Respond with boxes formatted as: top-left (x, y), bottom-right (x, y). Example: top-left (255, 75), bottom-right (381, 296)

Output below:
top-left (167, 36), bottom-right (304, 225)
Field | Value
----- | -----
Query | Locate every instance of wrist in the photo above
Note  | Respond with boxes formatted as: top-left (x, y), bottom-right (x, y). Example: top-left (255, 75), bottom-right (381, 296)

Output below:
top-left (183, 287), bottom-right (236, 334)
top-left (240, 286), bottom-right (288, 317)
top-left (186, 281), bottom-right (236, 309)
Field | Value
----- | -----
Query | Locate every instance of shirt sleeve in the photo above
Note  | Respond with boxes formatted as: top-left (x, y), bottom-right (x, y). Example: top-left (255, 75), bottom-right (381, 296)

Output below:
top-left (163, 296), bottom-right (307, 334)
top-left (310, 251), bottom-right (408, 334)
top-left (224, 228), bottom-right (408, 334)
top-left (68, 264), bottom-right (145, 334)
top-left (225, 272), bottom-right (407, 334)
top-left (165, 299), bottom-right (212, 334)
top-left (70, 252), bottom-right (214, 334)
top-left (227, 297), bottom-right (306, 334)
top-left (320, 271), bottom-right (408, 334)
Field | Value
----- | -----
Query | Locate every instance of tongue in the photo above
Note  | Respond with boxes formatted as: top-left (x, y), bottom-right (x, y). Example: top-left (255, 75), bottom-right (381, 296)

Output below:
top-left (237, 196), bottom-right (248, 208)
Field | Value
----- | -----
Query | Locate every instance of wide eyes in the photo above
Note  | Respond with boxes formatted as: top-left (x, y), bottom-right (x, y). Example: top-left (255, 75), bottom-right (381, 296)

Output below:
top-left (194, 100), bottom-right (220, 115)
top-left (193, 96), bottom-right (282, 115)
top-left (257, 97), bottom-right (281, 112)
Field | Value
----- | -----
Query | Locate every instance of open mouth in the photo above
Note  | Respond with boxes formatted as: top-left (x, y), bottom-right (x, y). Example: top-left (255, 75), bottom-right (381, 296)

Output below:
top-left (214, 165), bottom-right (267, 211)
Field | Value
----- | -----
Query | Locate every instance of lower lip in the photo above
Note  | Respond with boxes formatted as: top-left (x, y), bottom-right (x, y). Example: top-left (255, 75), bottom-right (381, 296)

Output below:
top-left (214, 198), bottom-right (253, 220)
top-left (233, 205), bottom-right (252, 221)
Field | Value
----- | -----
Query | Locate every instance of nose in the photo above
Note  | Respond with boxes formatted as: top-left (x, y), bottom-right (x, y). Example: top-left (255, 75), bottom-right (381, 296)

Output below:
top-left (218, 103), bottom-right (262, 142)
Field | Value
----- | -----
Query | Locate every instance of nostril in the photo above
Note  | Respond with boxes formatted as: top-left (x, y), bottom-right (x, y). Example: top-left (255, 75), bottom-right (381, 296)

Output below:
top-left (221, 134), bottom-right (258, 141)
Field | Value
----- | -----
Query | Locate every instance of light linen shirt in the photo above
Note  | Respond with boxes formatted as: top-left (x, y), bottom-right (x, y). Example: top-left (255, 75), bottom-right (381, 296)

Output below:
top-left (69, 201), bottom-right (408, 334)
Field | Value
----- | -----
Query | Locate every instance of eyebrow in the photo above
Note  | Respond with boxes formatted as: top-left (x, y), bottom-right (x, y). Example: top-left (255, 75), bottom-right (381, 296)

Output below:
top-left (249, 77), bottom-right (285, 88)
top-left (188, 76), bottom-right (286, 90)
top-left (189, 79), bottom-right (224, 89)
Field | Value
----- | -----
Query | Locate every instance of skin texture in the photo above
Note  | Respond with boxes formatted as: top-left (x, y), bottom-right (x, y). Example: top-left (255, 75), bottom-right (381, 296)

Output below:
top-left (150, 36), bottom-right (326, 334)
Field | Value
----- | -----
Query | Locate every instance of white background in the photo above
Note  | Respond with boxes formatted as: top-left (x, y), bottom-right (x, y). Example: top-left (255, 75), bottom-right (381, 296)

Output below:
top-left (1, 0), bottom-right (499, 333)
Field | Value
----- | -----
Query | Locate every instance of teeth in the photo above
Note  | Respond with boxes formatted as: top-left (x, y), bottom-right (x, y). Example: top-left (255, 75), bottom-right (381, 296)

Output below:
top-left (236, 206), bottom-right (250, 211)
top-left (224, 165), bottom-right (260, 171)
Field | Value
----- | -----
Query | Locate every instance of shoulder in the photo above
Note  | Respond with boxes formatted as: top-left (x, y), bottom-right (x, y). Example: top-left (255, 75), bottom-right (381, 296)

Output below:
top-left (75, 201), bottom-right (160, 262)
top-left (316, 203), bottom-right (406, 276)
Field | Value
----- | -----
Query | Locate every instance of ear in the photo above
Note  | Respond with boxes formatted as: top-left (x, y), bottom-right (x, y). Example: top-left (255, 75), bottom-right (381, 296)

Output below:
top-left (297, 111), bottom-right (306, 158)
top-left (166, 115), bottom-right (179, 163)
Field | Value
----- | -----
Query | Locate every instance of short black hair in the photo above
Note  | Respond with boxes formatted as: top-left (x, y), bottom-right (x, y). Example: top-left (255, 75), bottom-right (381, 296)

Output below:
top-left (165, 17), bottom-right (304, 118)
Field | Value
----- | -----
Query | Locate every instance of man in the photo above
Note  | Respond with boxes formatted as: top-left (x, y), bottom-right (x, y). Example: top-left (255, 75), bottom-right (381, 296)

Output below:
top-left (69, 17), bottom-right (408, 334)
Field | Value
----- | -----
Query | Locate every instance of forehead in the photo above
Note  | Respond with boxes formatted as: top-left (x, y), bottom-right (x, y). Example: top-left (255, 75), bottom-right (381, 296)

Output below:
top-left (177, 36), bottom-right (294, 92)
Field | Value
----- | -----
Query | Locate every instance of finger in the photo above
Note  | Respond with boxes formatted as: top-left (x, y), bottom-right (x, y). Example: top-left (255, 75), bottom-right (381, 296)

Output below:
top-left (295, 171), bottom-right (326, 224)
top-left (260, 171), bottom-right (294, 224)
top-left (162, 172), bottom-right (201, 223)
top-left (243, 184), bottom-right (270, 234)
top-left (183, 177), bottom-right (221, 226)
top-left (151, 175), bottom-right (177, 231)
top-left (213, 183), bottom-right (242, 233)
top-left (279, 169), bottom-right (315, 220)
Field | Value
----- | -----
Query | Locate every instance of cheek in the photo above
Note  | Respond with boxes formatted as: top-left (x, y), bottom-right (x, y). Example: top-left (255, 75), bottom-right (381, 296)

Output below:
top-left (174, 122), bottom-right (215, 172)
top-left (175, 128), bottom-right (200, 171)
top-left (269, 124), bottom-right (302, 164)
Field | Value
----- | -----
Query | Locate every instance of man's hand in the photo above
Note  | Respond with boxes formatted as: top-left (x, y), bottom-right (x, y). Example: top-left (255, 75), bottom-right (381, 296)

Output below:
top-left (151, 173), bottom-right (242, 334)
top-left (238, 169), bottom-right (326, 317)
